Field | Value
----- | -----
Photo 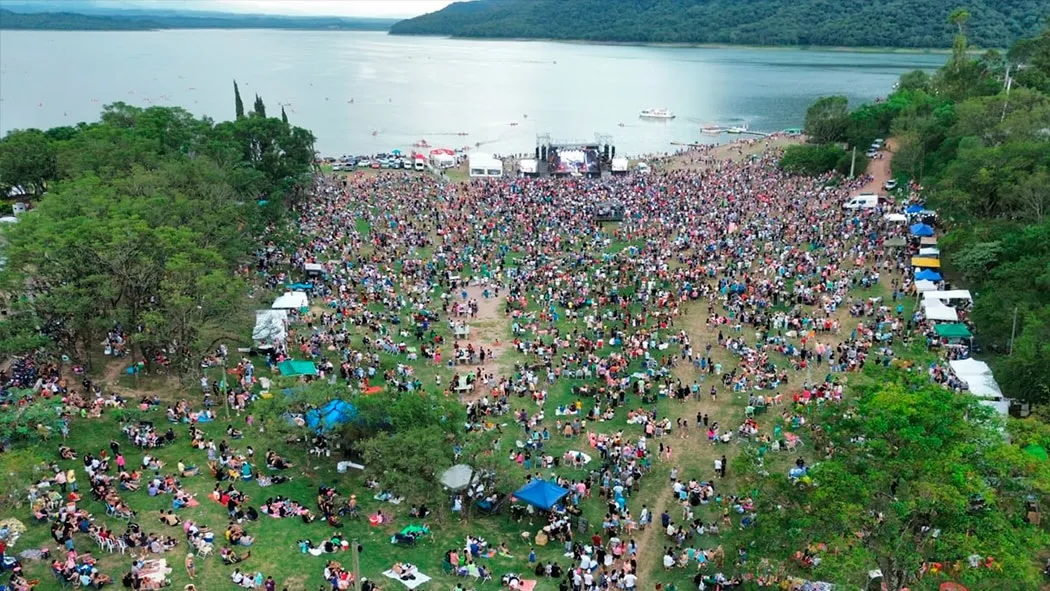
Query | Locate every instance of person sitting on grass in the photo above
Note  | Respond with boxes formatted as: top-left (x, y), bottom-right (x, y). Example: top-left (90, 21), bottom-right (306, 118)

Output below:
top-left (264, 449), bottom-right (292, 470)
top-left (221, 546), bottom-right (252, 565)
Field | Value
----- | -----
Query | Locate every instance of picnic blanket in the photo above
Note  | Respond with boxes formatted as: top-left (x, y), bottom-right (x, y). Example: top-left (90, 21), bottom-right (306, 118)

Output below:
top-left (139, 559), bottom-right (170, 584)
top-left (382, 569), bottom-right (431, 589)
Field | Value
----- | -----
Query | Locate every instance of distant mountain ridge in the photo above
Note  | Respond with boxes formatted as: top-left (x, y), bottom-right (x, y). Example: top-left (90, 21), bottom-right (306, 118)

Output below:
top-left (390, 0), bottom-right (1050, 48)
top-left (0, 8), bottom-right (396, 31)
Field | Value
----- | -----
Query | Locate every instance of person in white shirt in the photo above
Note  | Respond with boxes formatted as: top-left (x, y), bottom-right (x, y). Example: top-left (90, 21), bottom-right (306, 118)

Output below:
top-left (624, 573), bottom-right (637, 589)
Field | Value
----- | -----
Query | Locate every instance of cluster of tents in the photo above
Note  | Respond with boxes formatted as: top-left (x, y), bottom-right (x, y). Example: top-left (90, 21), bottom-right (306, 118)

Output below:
top-left (889, 203), bottom-right (1010, 415)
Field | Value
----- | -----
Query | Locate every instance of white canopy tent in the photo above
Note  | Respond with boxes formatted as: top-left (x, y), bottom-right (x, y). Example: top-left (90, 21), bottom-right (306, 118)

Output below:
top-left (468, 153), bottom-right (503, 177)
top-left (949, 358), bottom-right (1004, 400)
top-left (979, 398), bottom-right (1010, 416)
top-left (429, 153), bottom-right (456, 169)
top-left (922, 301), bottom-right (959, 322)
top-left (271, 291), bottom-right (309, 310)
top-left (303, 262), bottom-right (324, 275)
top-left (883, 213), bottom-right (908, 222)
top-left (914, 280), bottom-right (939, 292)
top-left (252, 310), bottom-right (288, 346)
top-left (922, 290), bottom-right (973, 303)
top-left (918, 247), bottom-right (940, 257)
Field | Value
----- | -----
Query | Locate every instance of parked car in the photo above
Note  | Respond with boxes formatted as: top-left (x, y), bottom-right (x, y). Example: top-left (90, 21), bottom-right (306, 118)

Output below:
top-left (884, 179), bottom-right (898, 191)
top-left (370, 161), bottom-right (381, 169)
top-left (331, 163), bottom-right (343, 172)
top-left (357, 160), bottom-right (371, 168)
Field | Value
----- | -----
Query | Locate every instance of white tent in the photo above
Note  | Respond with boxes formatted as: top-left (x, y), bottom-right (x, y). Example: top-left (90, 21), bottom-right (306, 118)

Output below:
top-left (949, 358), bottom-right (1004, 400)
top-left (918, 247), bottom-right (940, 257)
top-left (271, 291), bottom-right (309, 310)
top-left (923, 290), bottom-right (973, 303)
top-left (922, 300), bottom-right (959, 322)
top-left (979, 399), bottom-right (1010, 416)
top-left (883, 213), bottom-right (908, 222)
top-left (429, 153), bottom-right (456, 169)
top-left (253, 310), bottom-right (288, 346)
top-left (914, 280), bottom-right (938, 292)
top-left (303, 262), bottom-right (324, 275)
top-left (468, 153), bottom-right (503, 177)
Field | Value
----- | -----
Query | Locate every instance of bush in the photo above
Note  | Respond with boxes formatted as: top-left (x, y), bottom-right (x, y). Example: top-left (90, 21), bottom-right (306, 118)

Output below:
top-left (836, 150), bottom-right (869, 176)
top-left (779, 144), bottom-right (846, 176)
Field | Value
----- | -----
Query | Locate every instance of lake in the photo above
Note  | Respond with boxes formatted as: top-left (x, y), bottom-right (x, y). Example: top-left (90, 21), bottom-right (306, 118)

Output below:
top-left (0, 30), bottom-right (947, 156)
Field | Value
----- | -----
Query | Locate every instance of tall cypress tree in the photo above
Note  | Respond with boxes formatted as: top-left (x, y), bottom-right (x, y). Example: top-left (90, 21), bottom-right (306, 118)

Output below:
top-left (253, 94), bottom-right (267, 118)
top-left (233, 80), bottom-right (244, 119)
top-left (281, 106), bottom-right (288, 125)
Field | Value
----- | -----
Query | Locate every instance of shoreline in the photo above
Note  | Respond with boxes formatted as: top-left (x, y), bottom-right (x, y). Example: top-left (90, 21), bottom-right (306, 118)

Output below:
top-left (387, 32), bottom-right (982, 54)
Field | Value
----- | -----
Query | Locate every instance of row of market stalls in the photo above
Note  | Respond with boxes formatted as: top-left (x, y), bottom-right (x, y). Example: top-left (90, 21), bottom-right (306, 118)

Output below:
top-left (889, 204), bottom-right (1011, 415)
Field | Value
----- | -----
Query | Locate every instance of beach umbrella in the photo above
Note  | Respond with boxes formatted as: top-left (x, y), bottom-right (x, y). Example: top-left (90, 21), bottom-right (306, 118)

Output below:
top-left (391, 149), bottom-right (402, 155)
top-left (439, 464), bottom-right (474, 491)
top-left (909, 223), bottom-right (935, 237)
top-left (905, 204), bottom-right (924, 214)
top-left (915, 269), bottom-right (942, 281)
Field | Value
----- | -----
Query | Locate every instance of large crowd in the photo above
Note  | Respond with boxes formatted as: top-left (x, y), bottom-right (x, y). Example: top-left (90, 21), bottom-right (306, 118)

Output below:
top-left (2, 136), bottom-right (974, 591)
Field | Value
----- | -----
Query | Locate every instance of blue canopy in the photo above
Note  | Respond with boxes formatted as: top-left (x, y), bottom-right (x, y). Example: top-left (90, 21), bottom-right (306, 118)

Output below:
top-left (916, 269), bottom-right (942, 281)
top-left (286, 282), bottom-right (314, 290)
top-left (305, 399), bottom-right (357, 431)
top-left (909, 223), bottom-right (935, 237)
top-left (905, 204), bottom-right (924, 214)
top-left (513, 479), bottom-right (569, 510)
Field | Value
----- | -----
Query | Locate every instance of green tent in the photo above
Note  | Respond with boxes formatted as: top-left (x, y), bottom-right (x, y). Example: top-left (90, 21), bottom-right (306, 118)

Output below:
top-left (885, 237), bottom-right (907, 248)
top-left (277, 360), bottom-right (318, 377)
top-left (400, 524), bottom-right (430, 536)
top-left (1024, 444), bottom-right (1048, 462)
top-left (934, 323), bottom-right (972, 339)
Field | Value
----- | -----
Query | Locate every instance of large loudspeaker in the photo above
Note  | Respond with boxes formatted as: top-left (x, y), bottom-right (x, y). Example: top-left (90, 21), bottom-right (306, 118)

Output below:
top-left (611, 146), bottom-right (616, 157)
top-left (535, 147), bottom-right (540, 159)
top-left (541, 146), bottom-right (548, 160)
top-left (603, 145), bottom-right (610, 159)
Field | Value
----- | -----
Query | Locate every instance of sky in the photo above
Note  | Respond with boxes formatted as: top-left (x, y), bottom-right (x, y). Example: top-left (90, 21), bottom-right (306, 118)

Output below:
top-left (49, 0), bottom-right (461, 19)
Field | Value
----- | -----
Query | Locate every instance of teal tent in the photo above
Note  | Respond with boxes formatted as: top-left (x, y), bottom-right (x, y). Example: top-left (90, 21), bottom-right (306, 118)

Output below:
top-left (933, 324), bottom-right (972, 339)
top-left (277, 360), bottom-right (318, 377)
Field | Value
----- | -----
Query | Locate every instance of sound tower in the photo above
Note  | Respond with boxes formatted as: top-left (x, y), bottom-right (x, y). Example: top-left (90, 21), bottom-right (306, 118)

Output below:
top-left (535, 147), bottom-right (540, 159)
top-left (611, 146), bottom-right (616, 157)
top-left (603, 145), bottom-right (610, 159)
top-left (541, 146), bottom-right (548, 161)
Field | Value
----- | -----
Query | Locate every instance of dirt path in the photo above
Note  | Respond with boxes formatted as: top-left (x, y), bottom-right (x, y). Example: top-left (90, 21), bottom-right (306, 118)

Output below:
top-left (858, 138), bottom-right (897, 194)
top-left (454, 284), bottom-right (513, 400)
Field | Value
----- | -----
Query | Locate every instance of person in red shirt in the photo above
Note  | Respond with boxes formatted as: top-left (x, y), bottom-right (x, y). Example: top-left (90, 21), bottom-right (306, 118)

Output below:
top-left (591, 532), bottom-right (602, 548)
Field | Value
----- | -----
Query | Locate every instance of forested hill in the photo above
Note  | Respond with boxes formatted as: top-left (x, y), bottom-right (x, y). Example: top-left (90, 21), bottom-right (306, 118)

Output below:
top-left (0, 9), bottom-right (395, 31)
top-left (390, 0), bottom-right (1050, 48)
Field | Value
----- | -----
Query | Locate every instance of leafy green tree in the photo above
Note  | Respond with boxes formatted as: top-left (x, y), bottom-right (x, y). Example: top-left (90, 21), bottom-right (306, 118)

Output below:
top-left (898, 70), bottom-right (931, 92)
top-left (804, 96), bottom-right (850, 144)
top-left (0, 128), bottom-right (57, 196)
top-left (234, 80), bottom-right (245, 119)
top-left (737, 375), bottom-right (1050, 589)
top-left (951, 241), bottom-right (1003, 285)
top-left (360, 425), bottom-right (456, 510)
top-left (779, 144), bottom-right (845, 176)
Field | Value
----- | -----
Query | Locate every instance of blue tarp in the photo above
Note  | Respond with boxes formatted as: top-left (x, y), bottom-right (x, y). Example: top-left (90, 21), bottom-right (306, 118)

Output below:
top-left (905, 204), bottom-right (924, 214)
top-left (305, 399), bottom-right (357, 431)
top-left (287, 282), bottom-right (314, 290)
top-left (513, 479), bottom-right (569, 510)
top-left (909, 223), bottom-right (935, 237)
top-left (916, 269), bottom-right (943, 281)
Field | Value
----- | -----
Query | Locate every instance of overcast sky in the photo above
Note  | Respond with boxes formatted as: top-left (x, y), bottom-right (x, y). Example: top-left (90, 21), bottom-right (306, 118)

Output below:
top-left (86, 0), bottom-right (459, 19)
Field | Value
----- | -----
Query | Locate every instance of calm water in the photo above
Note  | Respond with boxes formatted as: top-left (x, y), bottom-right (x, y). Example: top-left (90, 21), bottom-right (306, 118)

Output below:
top-left (0, 30), bottom-right (947, 156)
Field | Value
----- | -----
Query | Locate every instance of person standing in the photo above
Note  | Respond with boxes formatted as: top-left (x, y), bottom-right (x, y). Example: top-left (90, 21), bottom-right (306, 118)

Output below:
top-left (185, 553), bottom-right (196, 580)
top-left (720, 455), bottom-right (728, 478)
top-left (714, 457), bottom-right (723, 479)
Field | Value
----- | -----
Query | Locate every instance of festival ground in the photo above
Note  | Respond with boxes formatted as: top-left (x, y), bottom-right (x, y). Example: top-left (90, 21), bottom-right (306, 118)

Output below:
top-left (1, 137), bottom-right (957, 591)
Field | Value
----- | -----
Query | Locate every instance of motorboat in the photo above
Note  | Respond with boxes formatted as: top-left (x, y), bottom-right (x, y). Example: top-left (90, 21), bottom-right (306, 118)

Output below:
top-left (727, 124), bottom-right (749, 134)
top-left (700, 126), bottom-right (723, 134)
top-left (413, 139), bottom-right (431, 148)
top-left (639, 108), bottom-right (675, 119)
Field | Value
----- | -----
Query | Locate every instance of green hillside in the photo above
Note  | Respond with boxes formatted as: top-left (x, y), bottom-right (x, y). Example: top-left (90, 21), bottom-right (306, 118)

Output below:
top-left (0, 8), bottom-right (395, 31)
top-left (390, 0), bottom-right (1050, 48)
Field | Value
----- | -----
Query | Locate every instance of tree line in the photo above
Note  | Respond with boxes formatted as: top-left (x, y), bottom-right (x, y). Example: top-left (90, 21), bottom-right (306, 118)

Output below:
top-left (390, 0), bottom-right (1049, 49)
top-left (794, 15), bottom-right (1050, 404)
top-left (0, 85), bottom-right (316, 377)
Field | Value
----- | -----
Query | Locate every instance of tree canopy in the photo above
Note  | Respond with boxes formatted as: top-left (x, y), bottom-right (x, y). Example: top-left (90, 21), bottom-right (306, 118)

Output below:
top-left (733, 373), bottom-right (1050, 590)
top-left (0, 101), bottom-right (315, 377)
top-left (391, 0), bottom-right (1050, 49)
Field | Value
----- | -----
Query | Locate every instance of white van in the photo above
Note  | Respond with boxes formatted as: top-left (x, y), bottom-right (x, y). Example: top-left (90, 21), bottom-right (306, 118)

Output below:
top-left (843, 193), bottom-right (885, 210)
top-left (413, 158), bottom-right (425, 171)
